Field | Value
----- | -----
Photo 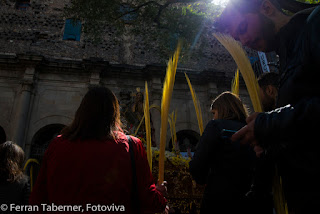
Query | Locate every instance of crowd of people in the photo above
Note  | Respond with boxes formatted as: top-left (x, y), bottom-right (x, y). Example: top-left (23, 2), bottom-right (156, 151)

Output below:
top-left (1, 0), bottom-right (319, 213)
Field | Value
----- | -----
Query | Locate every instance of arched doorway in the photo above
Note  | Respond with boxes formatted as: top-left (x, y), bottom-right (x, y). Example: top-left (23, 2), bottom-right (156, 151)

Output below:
top-left (28, 124), bottom-right (65, 183)
top-left (169, 129), bottom-right (200, 157)
top-left (0, 126), bottom-right (6, 144)
top-left (30, 124), bottom-right (65, 161)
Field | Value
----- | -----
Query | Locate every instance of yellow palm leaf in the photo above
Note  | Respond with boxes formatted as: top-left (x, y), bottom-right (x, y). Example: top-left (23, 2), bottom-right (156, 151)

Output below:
top-left (184, 73), bottom-right (204, 135)
top-left (214, 33), bottom-right (262, 112)
top-left (158, 42), bottom-right (181, 184)
top-left (168, 110), bottom-right (178, 152)
top-left (231, 69), bottom-right (240, 96)
top-left (150, 104), bottom-right (161, 113)
top-left (135, 104), bottom-right (161, 136)
top-left (214, 33), bottom-right (287, 213)
top-left (134, 115), bottom-right (145, 136)
top-left (23, 158), bottom-right (40, 191)
top-left (173, 110), bottom-right (177, 144)
top-left (273, 166), bottom-right (289, 214)
top-left (144, 81), bottom-right (152, 170)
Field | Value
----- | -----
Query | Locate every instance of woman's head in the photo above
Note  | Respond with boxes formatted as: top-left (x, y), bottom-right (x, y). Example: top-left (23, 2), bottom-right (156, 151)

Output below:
top-left (210, 91), bottom-right (248, 122)
top-left (0, 141), bottom-right (25, 182)
top-left (61, 86), bottom-right (122, 141)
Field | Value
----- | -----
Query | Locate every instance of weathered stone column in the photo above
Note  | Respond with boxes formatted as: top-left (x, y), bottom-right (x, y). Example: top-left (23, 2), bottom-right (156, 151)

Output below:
top-left (150, 77), bottom-right (162, 147)
top-left (13, 67), bottom-right (35, 147)
top-left (207, 82), bottom-right (218, 100)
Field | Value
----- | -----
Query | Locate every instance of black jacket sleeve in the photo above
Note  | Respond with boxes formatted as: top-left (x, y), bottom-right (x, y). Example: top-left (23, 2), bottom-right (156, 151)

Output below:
top-left (309, 6), bottom-right (320, 68)
top-left (189, 120), bottom-right (220, 184)
top-left (255, 97), bottom-right (320, 149)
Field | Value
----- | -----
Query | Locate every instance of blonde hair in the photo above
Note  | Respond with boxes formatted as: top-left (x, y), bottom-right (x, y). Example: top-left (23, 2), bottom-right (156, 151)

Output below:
top-left (211, 91), bottom-right (248, 122)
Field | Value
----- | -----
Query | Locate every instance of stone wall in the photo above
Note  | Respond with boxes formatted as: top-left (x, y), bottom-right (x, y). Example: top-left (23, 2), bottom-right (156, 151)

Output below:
top-left (0, 0), bottom-right (243, 71)
top-left (0, 0), bottom-right (259, 159)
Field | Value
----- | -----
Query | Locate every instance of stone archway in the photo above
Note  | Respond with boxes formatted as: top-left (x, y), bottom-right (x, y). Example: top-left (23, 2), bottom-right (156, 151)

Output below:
top-left (168, 129), bottom-right (200, 155)
top-left (30, 124), bottom-right (65, 161)
top-left (28, 124), bottom-right (65, 184)
top-left (0, 126), bottom-right (6, 144)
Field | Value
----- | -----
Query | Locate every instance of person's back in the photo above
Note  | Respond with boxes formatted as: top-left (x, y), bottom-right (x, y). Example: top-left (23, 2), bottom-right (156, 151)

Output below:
top-left (198, 120), bottom-right (254, 200)
top-left (30, 86), bottom-right (167, 213)
top-left (31, 133), bottom-right (164, 213)
top-left (48, 135), bottom-right (132, 206)
top-left (0, 176), bottom-right (29, 205)
top-left (189, 92), bottom-right (256, 214)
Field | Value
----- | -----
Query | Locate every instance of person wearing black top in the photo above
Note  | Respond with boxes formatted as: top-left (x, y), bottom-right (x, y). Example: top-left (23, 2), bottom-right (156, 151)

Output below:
top-left (190, 92), bottom-right (257, 214)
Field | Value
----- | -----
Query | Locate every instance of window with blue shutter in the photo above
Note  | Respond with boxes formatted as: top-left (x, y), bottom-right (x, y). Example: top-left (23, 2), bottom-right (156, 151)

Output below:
top-left (63, 19), bottom-right (81, 41)
top-left (15, 0), bottom-right (30, 11)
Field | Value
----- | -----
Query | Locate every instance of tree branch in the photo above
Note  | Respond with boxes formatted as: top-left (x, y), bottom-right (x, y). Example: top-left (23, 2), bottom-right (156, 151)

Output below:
top-left (114, 1), bottom-right (162, 20)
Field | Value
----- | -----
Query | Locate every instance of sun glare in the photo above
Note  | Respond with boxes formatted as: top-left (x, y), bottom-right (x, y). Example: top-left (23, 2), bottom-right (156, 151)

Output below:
top-left (211, 0), bottom-right (229, 7)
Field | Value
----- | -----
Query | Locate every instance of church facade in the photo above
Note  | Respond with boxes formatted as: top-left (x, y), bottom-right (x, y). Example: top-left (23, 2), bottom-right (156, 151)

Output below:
top-left (0, 0), bottom-right (266, 160)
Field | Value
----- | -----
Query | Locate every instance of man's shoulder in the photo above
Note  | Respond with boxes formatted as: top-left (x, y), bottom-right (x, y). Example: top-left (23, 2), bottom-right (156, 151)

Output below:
top-left (307, 5), bottom-right (320, 23)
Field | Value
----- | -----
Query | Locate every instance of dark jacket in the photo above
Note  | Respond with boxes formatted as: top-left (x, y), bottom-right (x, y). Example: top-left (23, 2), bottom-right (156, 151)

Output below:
top-left (254, 6), bottom-right (320, 209)
top-left (189, 119), bottom-right (256, 213)
top-left (0, 175), bottom-right (30, 213)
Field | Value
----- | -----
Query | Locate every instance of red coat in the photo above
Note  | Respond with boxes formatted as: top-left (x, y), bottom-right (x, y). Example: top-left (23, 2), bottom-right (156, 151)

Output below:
top-left (29, 132), bottom-right (166, 213)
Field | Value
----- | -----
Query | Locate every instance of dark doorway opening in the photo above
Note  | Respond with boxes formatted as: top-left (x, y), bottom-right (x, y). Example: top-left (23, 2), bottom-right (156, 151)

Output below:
top-left (30, 124), bottom-right (65, 161)
top-left (29, 124), bottom-right (65, 183)
top-left (168, 129), bottom-right (200, 154)
top-left (0, 126), bottom-right (6, 144)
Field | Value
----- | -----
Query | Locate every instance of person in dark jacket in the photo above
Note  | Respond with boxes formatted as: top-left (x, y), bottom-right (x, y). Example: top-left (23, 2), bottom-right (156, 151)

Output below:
top-left (189, 92), bottom-right (256, 214)
top-left (218, 1), bottom-right (320, 213)
top-left (0, 141), bottom-right (30, 213)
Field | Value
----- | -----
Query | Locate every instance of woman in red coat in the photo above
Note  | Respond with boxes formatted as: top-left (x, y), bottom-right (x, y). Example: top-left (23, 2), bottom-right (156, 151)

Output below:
top-left (30, 86), bottom-right (167, 213)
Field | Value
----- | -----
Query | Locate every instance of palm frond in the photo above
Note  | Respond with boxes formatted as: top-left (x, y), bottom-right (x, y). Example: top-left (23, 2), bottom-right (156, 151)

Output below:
top-left (273, 166), bottom-right (289, 214)
top-left (185, 73), bottom-right (204, 135)
top-left (144, 81), bottom-right (152, 170)
top-left (231, 69), bottom-right (240, 96)
top-left (168, 110), bottom-right (178, 152)
top-left (158, 42), bottom-right (181, 183)
top-left (214, 33), bottom-right (262, 112)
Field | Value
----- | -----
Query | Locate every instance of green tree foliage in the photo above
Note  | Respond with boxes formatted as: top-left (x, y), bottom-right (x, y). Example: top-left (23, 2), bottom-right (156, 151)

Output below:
top-left (64, 0), bottom-right (224, 57)
top-left (64, 0), bottom-right (319, 58)
top-left (299, 0), bottom-right (319, 3)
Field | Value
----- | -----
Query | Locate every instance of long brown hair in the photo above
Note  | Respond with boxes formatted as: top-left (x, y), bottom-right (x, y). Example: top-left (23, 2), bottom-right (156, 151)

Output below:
top-left (61, 86), bottom-right (122, 141)
top-left (211, 91), bottom-right (248, 123)
top-left (0, 141), bottom-right (25, 182)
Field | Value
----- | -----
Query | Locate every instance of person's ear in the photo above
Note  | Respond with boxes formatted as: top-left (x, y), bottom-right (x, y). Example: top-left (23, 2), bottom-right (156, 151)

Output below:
top-left (259, 0), bottom-right (276, 17)
top-left (265, 85), bottom-right (273, 96)
top-left (271, 85), bottom-right (278, 97)
top-left (266, 85), bottom-right (277, 97)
